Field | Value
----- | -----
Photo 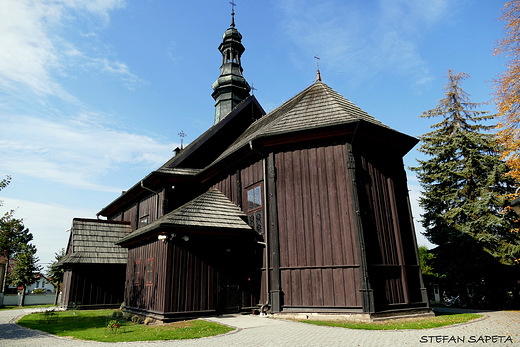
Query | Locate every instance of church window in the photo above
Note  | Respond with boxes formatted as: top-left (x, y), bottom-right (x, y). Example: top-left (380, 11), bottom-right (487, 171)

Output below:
top-left (145, 258), bottom-right (155, 285)
top-left (134, 260), bottom-right (141, 285)
top-left (246, 184), bottom-right (263, 233)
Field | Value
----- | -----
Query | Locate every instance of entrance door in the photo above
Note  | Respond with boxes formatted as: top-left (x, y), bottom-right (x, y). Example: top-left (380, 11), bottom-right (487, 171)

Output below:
top-left (217, 274), bottom-right (241, 313)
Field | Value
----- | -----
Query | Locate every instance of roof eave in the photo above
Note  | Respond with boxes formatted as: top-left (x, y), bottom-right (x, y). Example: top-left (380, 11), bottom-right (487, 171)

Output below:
top-left (97, 169), bottom-right (198, 217)
top-left (116, 224), bottom-right (255, 247)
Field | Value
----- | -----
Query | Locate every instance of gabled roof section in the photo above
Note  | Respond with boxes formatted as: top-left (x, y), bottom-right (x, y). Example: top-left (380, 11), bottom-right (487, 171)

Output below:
top-left (212, 81), bottom-right (393, 163)
top-left (117, 188), bottom-right (252, 245)
top-left (58, 219), bottom-right (131, 265)
top-left (159, 95), bottom-right (265, 170)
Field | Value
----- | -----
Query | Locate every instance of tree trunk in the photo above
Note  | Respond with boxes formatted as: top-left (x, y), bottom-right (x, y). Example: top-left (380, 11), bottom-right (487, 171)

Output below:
top-left (1, 257), bottom-right (9, 293)
top-left (19, 287), bottom-right (26, 307)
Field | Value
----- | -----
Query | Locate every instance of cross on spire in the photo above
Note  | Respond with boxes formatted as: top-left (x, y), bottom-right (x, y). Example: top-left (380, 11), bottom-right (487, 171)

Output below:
top-left (178, 130), bottom-right (187, 149)
top-left (230, 1), bottom-right (236, 27)
top-left (314, 54), bottom-right (322, 81)
top-left (250, 83), bottom-right (257, 95)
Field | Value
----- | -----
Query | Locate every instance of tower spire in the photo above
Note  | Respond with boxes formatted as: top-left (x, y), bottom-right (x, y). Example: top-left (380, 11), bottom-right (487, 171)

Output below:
top-left (211, 2), bottom-right (251, 124)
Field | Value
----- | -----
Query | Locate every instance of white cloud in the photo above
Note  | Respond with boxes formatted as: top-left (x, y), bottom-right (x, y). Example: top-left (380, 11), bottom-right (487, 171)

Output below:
top-left (276, 0), bottom-right (453, 86)
top-left (0, 114), bottom-right (177, 192)
top-left (0, 0), bottom-right (134, 99)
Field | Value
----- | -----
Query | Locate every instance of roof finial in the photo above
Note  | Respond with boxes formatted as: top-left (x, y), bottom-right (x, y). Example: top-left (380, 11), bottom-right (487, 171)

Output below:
top-left (178, 130), bottom-right (187, 150)
top-left (230, 1), bottom-right (236, 27)
top-left (314, 54), bottom-right (322, 81)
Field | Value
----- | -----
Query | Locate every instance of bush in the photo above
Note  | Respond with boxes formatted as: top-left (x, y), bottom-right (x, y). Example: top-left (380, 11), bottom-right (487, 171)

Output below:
top-left (130, 315), bottom-right (144, 324)
top-left (112, 311), bottom-right (123, 319)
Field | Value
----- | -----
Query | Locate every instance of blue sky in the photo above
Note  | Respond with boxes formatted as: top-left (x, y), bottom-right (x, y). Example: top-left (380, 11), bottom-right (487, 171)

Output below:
top-left (0, 0), bottom-right (508, 265)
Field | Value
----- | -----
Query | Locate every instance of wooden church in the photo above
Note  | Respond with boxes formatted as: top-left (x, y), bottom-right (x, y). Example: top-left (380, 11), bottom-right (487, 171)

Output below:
top-left (60, 8), bottom-right (429, 320)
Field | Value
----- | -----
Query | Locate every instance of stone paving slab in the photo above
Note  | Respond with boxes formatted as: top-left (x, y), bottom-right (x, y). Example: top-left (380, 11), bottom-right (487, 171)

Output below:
top-left (1, 308), bottom-right (519, 347)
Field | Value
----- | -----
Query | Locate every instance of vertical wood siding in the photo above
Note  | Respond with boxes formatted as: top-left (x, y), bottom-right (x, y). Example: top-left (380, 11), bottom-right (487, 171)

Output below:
top-left (126, 239), bottom-right (169, 313)
top-left (213, 160), bottom-right (265, 309)
top-left (109, 190), bottom-right (166, 231)
top-left (60, 269), bottom-right (72, 307)
top-left (122, 204), bottom-right (138, 231)
top-left (275, 144), bottom-right (362, 308)
top-left (357, 150), bottom-right (423, 307)
top-left (63, 264), bottom-right (125, 308)
top-left (125, 233), bottom-right (261, 316)
top-left (242, 160), bottom-right (263, 188)
top-left (166, 243), bottom-right (216, 313)
top-left (213, 172), bottom-right (238, 205)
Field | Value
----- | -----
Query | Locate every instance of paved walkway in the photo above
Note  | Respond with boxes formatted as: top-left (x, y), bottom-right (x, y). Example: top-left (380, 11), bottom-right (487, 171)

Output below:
top-left (0, 307), bottom-right (519, 347)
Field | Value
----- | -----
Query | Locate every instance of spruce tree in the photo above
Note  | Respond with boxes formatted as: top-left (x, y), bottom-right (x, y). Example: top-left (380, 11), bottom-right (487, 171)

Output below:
top-left (412, 70), bottom-right (520, 304)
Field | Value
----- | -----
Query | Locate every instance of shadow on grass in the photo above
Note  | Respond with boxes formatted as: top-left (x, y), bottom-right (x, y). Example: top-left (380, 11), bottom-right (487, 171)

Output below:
top-left (18, 309), bottom-right (117, 335)
top-left (16, 309), bottom-right (235, 342)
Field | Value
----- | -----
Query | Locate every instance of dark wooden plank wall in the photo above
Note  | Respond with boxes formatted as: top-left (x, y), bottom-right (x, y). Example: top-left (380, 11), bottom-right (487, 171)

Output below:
top-left (138, 191), bottom-right (165, 223)
top-left (242, 160), bottom-right (263, 188)
top-left (166, 243), bottom-right (216, 313)
top-left (213, 159), bottom-right (265, 309)
top-left (358, 151), bottom-right (422, 306)
top-left (111, 190), bottom-right (165, 231)
top-left (60, 269), bottom-right (72, 307)
top-left (122, 203), bottom-right (138, 230)
top-left (126, 239), bottom-right (169, 313)
top-left (213, 172), bottom-right (238, 205)
top-left (126, 239), bottom-right (218, 315)
top-left (64, 264), bottom-right (125, 307)
top-left (275, 144), bottom-right (362, 308)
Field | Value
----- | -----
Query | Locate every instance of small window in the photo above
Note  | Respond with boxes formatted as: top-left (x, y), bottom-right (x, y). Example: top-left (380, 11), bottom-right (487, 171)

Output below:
top-left (246, 184), bottom-right (263, 233)
top-left (140, 215), bottom-right (149, 226)
top-left (145, 258), bottom-right (155, 285)
top-left (134, 260), bottom-right (142, 285)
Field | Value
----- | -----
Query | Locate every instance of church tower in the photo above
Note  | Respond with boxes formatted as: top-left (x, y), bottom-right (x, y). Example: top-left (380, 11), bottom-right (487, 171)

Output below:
top-left (211, 5), bottom-right (251, 124)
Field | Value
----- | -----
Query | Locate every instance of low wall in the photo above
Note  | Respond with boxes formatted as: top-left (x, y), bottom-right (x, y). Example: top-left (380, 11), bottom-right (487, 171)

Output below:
top-left (3, 293), bottom-right (60, 306)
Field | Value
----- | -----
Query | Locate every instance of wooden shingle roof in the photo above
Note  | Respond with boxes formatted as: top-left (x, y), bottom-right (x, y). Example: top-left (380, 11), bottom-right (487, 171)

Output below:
top-left (116, 188), bottom-right (252, 245)
top-left (58, 219), bottom-right (131, 265)
top-left (211, 81), bottom-right (392, 164)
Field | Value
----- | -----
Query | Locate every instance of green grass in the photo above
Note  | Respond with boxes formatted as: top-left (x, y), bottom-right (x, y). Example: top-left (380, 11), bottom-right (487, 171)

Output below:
top-left (0, 305), bottom-right (58, 311)
top-left (299, 312), bottom-right (482, 330)
top-left (17, 309), bottom-right (235, 342)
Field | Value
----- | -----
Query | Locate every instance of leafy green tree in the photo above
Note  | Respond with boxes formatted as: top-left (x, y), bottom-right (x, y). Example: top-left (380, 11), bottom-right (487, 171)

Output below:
top-left (0, 211), bottom-right (34, 292)
top-left (8, 244), bottom-right (42, 306)
top-left (411, 70), bottom-right (520, 304)
top-left (46, 248), bottom-right (65, 305)
top-left (418, 246), bottom-right (444, 280)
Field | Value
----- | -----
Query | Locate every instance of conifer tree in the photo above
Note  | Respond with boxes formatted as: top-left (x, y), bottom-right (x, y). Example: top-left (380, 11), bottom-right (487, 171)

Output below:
top-left (46, 248), bottom-right (65, 305)
top-left (412, 70), bottom-right (520, 302)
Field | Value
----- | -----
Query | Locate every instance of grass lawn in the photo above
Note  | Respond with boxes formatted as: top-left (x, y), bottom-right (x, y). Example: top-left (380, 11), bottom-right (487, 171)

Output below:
top-left (299, 312), bottom-right (482, 330)
top-left (16, 309), bottom-right (234, 342)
